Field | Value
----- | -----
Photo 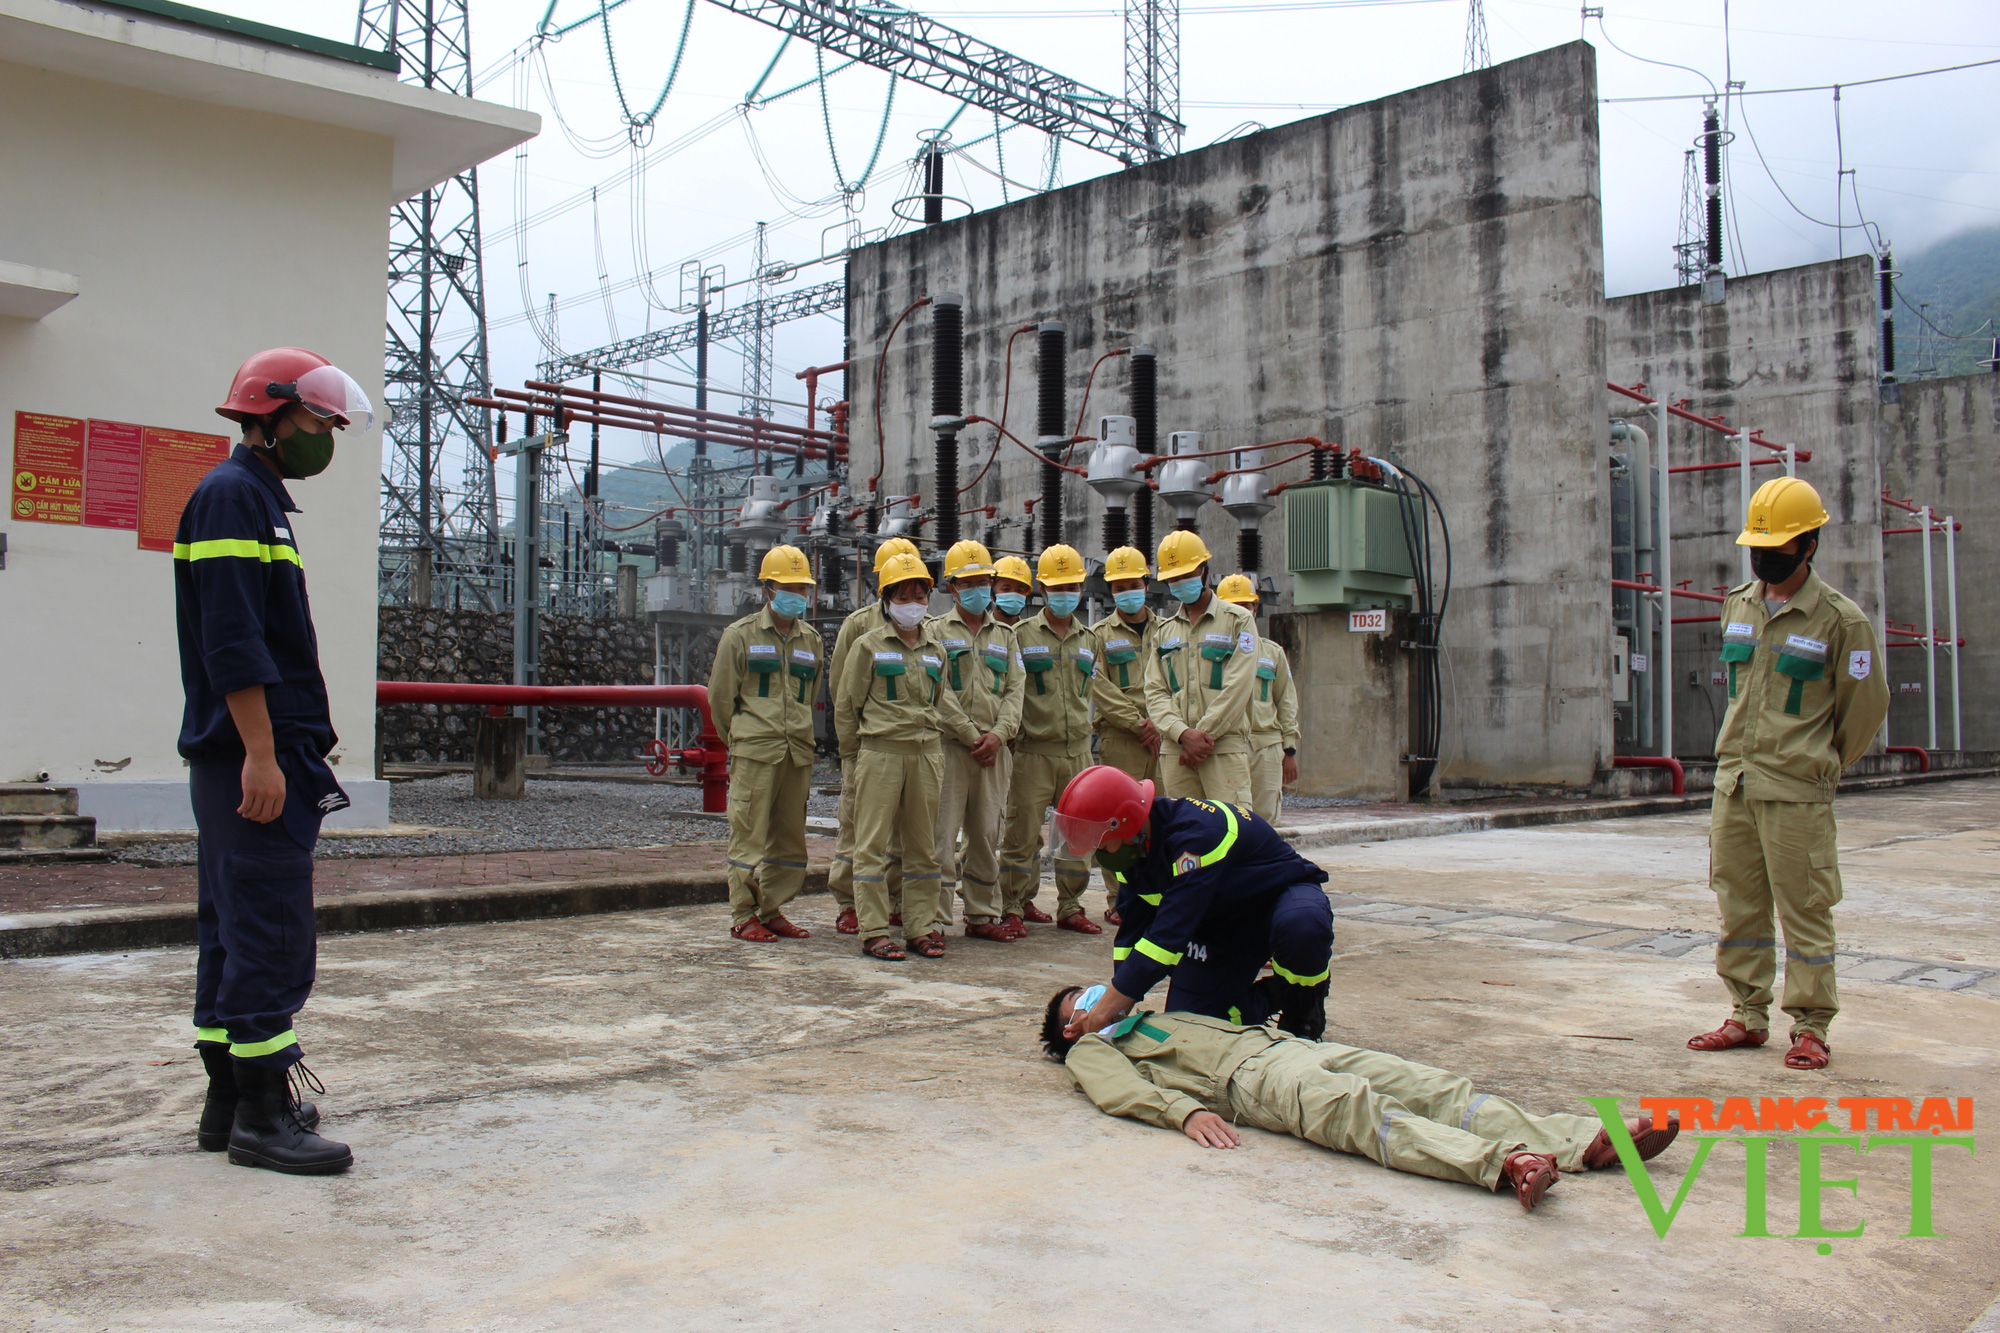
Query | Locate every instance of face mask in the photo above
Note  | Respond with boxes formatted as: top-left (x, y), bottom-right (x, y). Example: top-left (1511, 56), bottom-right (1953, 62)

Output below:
top-left (1168, 577), bottom-right (1204, 604)
top-left (1113, 590), bottom-right (1147, 616)
top-left (995, 592), bottom-right (1028, 616)
top-left (956, 586), bottom-right (993, 615)
top-left (1072, 985), bottom-right (1107, 1023)
top-left (269, 424), bottom-right (335, 479)
top-left (1750, 544), bottom-right (1809, 585)
top-left (1046, 590), bottom-right (1081, 617)
top-left (1095, 842), bottom-right (1142, 873)
top-left (770, 589), bottom-right (810, 620)
top-left (888, 599), bottom-right (928, 630)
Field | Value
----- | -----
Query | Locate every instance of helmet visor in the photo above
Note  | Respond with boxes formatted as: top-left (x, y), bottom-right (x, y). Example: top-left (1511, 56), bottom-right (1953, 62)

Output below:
top-left (1048, 810), bottom-right (1121, 861)
top-left (287, 365), bottom-right (376, 432)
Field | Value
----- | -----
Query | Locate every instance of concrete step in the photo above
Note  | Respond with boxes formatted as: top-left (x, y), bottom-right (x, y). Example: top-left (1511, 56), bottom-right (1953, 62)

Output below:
top-left (0, 813), bottom-right (98, 850)
top-left (0, 784), bottom-right (79, 816)
top-left (0, 846), bottom-right (112, 866)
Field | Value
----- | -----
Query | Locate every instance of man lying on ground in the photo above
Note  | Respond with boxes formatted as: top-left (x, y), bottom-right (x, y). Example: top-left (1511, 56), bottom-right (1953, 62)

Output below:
top-left (1040, 986), bottom-right (1680, 1211)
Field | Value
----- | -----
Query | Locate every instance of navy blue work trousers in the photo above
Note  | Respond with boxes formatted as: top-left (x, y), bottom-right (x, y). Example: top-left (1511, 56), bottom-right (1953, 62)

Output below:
top-left (190, 754), bottom-right (322, 1069)
top-left (1164, 881), bottom-right (1334, 1025)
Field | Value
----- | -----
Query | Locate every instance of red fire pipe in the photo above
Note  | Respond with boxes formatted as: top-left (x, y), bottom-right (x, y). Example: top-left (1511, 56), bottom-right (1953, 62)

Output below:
top-left (525, 379), bottom-right (846, 444)
top-left (1607, 381), bottom-right (1809, 461)
top-left (795, 360), bottom-right (849, 435)
top-left (1613, 755), bottom-right (1685, 796)
top-left (375, 682), bottom-right (729, 812)
top-left (1885, 745), bottom-right (1931, 773)
top-left (1612, 578), bottom-right (1726, 604)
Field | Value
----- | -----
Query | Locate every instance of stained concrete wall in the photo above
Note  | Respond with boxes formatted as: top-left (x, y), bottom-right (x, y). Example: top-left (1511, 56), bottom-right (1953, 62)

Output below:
top-left (849, 42), bottom-right (1611, 791)
top-left (1879, 373), bottom-right (2000, 750)
top-left (1605, 257), bottom-right (1886, 760)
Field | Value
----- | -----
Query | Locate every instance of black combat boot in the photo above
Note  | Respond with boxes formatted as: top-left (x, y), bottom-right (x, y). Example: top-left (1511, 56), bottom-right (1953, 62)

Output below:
top-left (1268, 979), bottom-right (1329, 1041)
top-left (227, 1060), bottom-right (353, 1175)
top-left (196, 1042), bottom-right (318, 1151)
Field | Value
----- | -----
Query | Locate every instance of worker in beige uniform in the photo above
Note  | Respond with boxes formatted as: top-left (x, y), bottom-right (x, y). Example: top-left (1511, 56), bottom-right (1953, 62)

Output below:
top-left (997, 545), bottom-right (1103, 937)
top-left (1216, 575), bottom-right (1300, 824)
top-left (932, 540), bottom-right (1025, 943)
top-left (1039, 992), bottom-right (1682, 1212)
top-left (835, 551), bottom-right (974, 961)
top-left (825, 536), bottom-right (920, 934)
top-left (1687, 478), bottom-right (1888, 1072)
top-left (1143, 531), bottom-right (1258, 806)
top-left (1088, 545), bottom-right (1164, 924)
top-left (709, 546), bottom-right (825, 942)
top-left (990, 556), bottom-right (1034, 630)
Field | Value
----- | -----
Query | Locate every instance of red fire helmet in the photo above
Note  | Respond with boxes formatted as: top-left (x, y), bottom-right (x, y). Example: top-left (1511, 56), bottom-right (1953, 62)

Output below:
top-left (1050, 765), bottom-right (1155, 859)
top-left (216, 347), bottom-right (376, 431)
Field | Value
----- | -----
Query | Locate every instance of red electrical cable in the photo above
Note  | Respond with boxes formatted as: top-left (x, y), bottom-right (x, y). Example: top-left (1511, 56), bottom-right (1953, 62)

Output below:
top-left (871, 297), bottom-right (932, 496)
top-left (959, 323), bottom-right (1034, 495)
top-left (1070, 345), bottom-right (1130, 442)
top-left (1204, 446), bottom-right (1320, 483)
top-left (963, 414), bottom-right (1087, 475)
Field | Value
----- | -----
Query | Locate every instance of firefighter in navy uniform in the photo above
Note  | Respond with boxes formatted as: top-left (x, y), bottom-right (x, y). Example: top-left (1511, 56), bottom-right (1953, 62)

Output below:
top-left (176, 347), bottom-right (373, 1175)
top-left (1049, 766), bottom-right (1334, 1041)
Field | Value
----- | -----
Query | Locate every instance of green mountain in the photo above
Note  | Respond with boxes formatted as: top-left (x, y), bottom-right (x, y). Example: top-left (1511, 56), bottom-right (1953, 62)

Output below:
top-left (1894, 224), bottom-right (2000, 380)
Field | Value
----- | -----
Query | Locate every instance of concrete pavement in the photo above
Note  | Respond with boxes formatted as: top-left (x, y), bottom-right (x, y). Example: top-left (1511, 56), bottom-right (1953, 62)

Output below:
top-left (2, 780), bottom-right (1996, 1330)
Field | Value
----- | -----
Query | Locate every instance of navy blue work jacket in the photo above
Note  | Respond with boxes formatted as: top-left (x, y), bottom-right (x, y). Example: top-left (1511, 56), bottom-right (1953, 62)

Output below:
top-left (1109, 797), bottom-right (1329, 999)
top-left (173, 444), bottom-right (335, 763)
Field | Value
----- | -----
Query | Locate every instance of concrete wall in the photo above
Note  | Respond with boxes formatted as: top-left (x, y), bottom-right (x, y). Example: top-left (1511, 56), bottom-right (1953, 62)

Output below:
top-left (1879, 373), bottom-right (2000, 750)
top-left (0, 58), bottom-right (390, 821)
top-left (1605, 257), bottom-right (1886, 760)
top-left (849, 42), bottom-right (1612, 790)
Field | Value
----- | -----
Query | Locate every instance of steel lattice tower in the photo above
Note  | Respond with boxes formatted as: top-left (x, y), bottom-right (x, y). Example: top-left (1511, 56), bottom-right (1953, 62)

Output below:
top-left (744, 222), bottom-right (774, 435)
top-left (358, 0), bottom-right (499, 610)
top-left (1123, 0), bottom-right (1181, 158)
top-left (1673, 147), bottom-right (1703, 287)
top-left (1463, 0), bottom-right (1491, 71)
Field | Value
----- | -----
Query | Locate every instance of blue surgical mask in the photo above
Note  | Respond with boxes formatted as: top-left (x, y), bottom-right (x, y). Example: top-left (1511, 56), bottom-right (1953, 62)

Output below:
top-left (956, 586), bottom-right (993, 615)
top-left (1046, 590), bottom-right (1081, 617)
top-left (770, 589), bottom-right (809, 620)
top-left (1113, 590), bottom-right (1147, 616)
top-left (995, 592), bottom-right (1028, 616)
top-left (1168, 577), bottom-right (1204, 604)
top-left (1073, 985), bottom-right (1107, 1023)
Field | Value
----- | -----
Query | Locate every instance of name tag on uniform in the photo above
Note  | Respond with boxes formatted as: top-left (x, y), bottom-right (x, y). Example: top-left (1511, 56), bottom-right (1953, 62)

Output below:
top-left (873, 651), bottom-right (903, 663)
top-left (1078, 646), bottom-right (1095, 661)
top-left (747, 644), bottom-right (779, 657)
top-left (920, 654), bottom-right (942, 668)
top-left (792, 648), bottom-right (816, 664)
top-left (1021, 645), bottom-right (1051, 658)
top-left (274, 526), bottom-right (291, 540)
top-left (1726, 621), bottom-right (1756, 638)
top-left (1784, 634), bottom-right (1828, 657)
top-left (943, 637), bottom-right (967, 649)
top-left (1159, 636), bottom-right (1183, 652)
top-left (1203, 633), bottom-right (1232, 647)
top-left (1106, 637), bottom-right (1132, 651)
top-left (1258, 656), bottom-right (1274, 670)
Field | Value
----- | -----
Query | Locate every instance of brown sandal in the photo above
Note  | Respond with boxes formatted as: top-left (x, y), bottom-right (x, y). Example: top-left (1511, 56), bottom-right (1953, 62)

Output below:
top-left (908, 931), bottom-right (946, 958)
top-left (1582, 1115), bottom-right (1681, 1170)
top-left (1687, 1019), bottom-right (1769, 1052)
top-left (964, 921), bottom-right (1017, 942)
top-left (730, 919), bottom-right (779, 942)
top-left (863, 936), bottom-right (906, 961)
top-left (1784, 1031), bottom-right (1830, 1070)
top-left (1502, 1151), bottom-right (1560, 1212)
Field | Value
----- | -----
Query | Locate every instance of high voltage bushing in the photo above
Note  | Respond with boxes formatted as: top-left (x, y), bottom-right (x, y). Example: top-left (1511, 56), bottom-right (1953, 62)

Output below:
top-left (1701, 104), bottom-right (1725, 305)
top-left (1129, 344), bottom-right (1157, 559)
top-left (1238, 530), bottom-right (1261, 573)
top-left (1879, 250), bottom-right (1897, 380)
top-left (1103, 508), bottom-right (1130, 553)
top-left (931, 293), bottom-right (965, 551)
top-left (1037, 320), bottom-right (1068, 551)
top-left (924, 147), bottom-right (946, 227)
top-left (728, 542), bottom-right (748, 574)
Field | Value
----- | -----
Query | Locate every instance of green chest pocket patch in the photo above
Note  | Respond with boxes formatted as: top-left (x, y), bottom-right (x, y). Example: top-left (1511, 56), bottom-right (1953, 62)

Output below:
top-left (1198, 632), bottom-right (1235, 690)
top-left (942, 637), bottom-right (970, 692)
top-left (1102, 637), bottom-right (1138, 688)
top-left (1156, 636), bottom-right (1184, 692)
top-left (788, 647), bottom-right (818, 702)
top-left (1721, 620), bottom-right (1758, 699)
top-left (981, 642), bottom-right (1010, 693)
top-left (872, 650), bottom-right (908, 701)
top-left (1021, 644), bottom-right (1054, 695)
top-left (1073, 646), bottom-right (1096, 697)
top-left (1773, 633), bottom-right (1829, 716)
top-left (1256, 656), bottom-right (1276, 703)
top-left (746, 643), bottom-right (782, 698)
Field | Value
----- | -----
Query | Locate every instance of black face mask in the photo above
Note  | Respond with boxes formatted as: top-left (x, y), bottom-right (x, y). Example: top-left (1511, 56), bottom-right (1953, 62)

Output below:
top-left (1750, 541), bottom-right (1811, 586)
top-left (1096, 842), bottom-right (1143, 874)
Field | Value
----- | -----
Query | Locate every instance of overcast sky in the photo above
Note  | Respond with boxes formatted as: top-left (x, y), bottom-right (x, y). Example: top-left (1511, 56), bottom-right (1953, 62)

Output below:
top-left (212, 0), bottom-right (2000, 487)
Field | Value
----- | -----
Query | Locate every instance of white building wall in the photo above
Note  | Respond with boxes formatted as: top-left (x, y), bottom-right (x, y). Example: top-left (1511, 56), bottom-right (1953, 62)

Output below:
top-left (0, 57), bottom-right (392, 826)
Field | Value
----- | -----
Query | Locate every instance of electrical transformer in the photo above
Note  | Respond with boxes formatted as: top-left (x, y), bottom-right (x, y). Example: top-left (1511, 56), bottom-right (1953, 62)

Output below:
top-left (1283, 476), bottom-right (1418, 610)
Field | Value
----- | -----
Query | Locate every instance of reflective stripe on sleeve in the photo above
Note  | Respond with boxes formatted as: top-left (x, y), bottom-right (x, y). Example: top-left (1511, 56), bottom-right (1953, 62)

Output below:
top-left (1198, 803), bottom-right (1239, 867)
top-left (1269, 958), bottom-right (1329, 987)
top-left (228, 1029), bottom-right (299, 1059)
top-left (194, 1025), bottom-right (230, 1044)
top-left (1134, 937), bottom-right (1182, 967)
top-left (172, 539), bottom-right (303, 567)
top-left (1112, 946), bottom-right (1132, 960)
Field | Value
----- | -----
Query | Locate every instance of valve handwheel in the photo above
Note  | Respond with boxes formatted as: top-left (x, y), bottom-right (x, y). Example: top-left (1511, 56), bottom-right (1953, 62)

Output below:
top-left (643, 738), bottom-right (671, 777)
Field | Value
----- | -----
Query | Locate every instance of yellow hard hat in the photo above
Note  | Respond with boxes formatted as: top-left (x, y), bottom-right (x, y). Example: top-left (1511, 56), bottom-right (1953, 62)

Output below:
top-left (1037, 544), bottom-right (1087, 588)
top-left (1738, 476), bottom-right (1830, 547)
top-left (993, 555), bottom-right (1033, 587)
top-left (1215, 573), bottom-right (1259, 605)
top-left (758, 544), bottom-right (814, 585)
top-left (1103, 545), bottom-right (1150, 581)
top-left (943, 539), bottom-right (996, 579)
top-left (877, 550), bottom-right (934, 589)
top-left (872, 536), bottom-right (920, 573)
top-left (1156, 529), bottom-right (1212, 581)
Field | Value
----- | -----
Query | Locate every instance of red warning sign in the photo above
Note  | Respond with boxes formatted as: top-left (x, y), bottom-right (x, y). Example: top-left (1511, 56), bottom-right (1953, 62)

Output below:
top-left (11, 411), bottom-right (86, 525)
top-left (137, 427), bottom-right (231, 552)
top-left (83, 418), bottom-right (143, 530)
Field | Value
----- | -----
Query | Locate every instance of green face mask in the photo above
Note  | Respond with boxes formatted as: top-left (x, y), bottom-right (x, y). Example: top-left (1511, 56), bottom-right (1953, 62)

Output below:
top-left (270, 425), bottom-right (336, 479)
top-left (1096, 842), bottom-right (1143, 874)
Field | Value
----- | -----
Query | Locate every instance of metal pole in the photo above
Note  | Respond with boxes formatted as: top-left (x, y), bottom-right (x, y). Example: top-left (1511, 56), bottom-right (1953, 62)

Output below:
top-left (653, 617), bottom-right (663, 743)
top-left (1922, 503), bottom-right (1937, 749)
top-left (1626, 420), bottom-right (1654, 751)
top-left (1946, 514), bottom-right (1961, 751)
top-left (1654, 401), bottom-right (1674, 759)
top-left (513, 434), bottom-right (543, 751)
top-left (1784, 442), bottom-right (1796, 477)
top-left (1735, 431), bottom-right (1752, 584)
top-left (589, 370), bottom-right (602, 613)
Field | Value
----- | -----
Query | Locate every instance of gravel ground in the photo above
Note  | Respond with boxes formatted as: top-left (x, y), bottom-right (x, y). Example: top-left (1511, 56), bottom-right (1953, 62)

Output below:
top-left (113, 769), bottom-right (843, 864)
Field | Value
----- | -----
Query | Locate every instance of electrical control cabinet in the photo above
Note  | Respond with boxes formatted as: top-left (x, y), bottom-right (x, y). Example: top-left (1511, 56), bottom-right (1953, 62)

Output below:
top-left (1283, 477), bottom-right (1418, 610)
